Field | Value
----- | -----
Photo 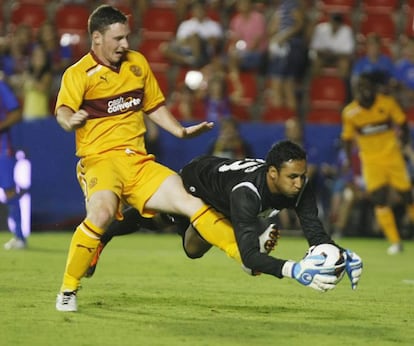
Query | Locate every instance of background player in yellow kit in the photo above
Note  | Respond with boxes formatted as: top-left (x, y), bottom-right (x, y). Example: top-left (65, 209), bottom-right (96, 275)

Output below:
top-left (341, 72), bottom-right (414, 255)
top-left (54, 5), bottom-right (251, 312)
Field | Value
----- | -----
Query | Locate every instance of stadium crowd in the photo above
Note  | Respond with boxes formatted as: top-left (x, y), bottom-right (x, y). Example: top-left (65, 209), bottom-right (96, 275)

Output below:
top-left (2, 0), bottom-right (414, 242)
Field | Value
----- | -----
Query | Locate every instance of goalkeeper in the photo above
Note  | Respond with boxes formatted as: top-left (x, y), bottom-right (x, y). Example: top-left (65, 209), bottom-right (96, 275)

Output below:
top-left (88, 140), bottom-right (362, 292)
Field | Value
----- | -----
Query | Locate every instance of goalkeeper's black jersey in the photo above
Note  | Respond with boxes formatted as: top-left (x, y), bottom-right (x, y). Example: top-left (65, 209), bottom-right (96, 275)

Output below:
top-left (180, 155), bottom-right (332, 278)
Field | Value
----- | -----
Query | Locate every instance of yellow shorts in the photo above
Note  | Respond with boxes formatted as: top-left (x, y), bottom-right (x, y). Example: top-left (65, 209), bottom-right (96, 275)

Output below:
top-left (362, 154), bottom-right (411, 192)
top-left (76, 149), bottom-right (175, 218)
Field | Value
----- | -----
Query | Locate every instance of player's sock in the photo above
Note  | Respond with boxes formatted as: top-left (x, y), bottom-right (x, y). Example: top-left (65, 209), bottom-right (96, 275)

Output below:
top-left (375, 206), bottom-right (401, 244)
top-left (7, 195), bottom-right (24, 241)
top-left (190, 205), bottom-right (241, 262)
top-left (60, 219), bottom-right (104, 292)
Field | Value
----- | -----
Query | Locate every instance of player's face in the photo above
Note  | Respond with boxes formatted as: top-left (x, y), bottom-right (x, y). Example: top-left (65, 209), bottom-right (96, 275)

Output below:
top-left (357, 77), bottom-right (376, 108)
top-left (269, 159), bottom-right (307, 197)
top-left (93, 22), bottom-right (130, 67)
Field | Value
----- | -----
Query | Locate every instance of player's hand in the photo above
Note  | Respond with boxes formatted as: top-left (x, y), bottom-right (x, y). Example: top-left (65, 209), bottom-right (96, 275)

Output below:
top-left (182, 121), bottom-right (214, 138)
top-left (282, 256), bottom-right (342, 292)
top-left (69, 110), bottom-right (89, 130)
top-left (344, 249), bottom-right (363, 290)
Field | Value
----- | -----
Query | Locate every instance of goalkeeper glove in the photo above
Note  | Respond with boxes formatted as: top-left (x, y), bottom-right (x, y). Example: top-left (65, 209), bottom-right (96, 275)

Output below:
top-left (344, 249), bottom-right (363, 290)
top-left (259, 223), bottom-right (279, 254)
top-left (282, 255), bottom-right (343, 292)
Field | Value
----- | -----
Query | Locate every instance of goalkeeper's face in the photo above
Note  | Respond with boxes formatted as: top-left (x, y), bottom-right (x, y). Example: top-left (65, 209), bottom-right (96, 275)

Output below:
top-left (268, 159), bottom-right (307, 197)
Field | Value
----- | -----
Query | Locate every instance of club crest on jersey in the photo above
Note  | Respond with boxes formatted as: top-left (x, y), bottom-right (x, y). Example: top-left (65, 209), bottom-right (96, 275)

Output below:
top-left (89, 177), bottom-right (98, 190)
top-left (130, 65), bottom-right (142, 76)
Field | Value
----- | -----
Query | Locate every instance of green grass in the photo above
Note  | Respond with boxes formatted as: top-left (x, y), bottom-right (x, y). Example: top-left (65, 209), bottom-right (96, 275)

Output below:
top-left (0, 231), bottom-right (413, 346)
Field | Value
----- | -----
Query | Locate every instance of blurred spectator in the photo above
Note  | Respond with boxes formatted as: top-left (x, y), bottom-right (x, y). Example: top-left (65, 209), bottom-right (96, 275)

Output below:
top-left (266, 0), bottom-right (308, 111)
top-left (1, 24), bottom-right (33, 93)
top-left (167, 83), bottom-right (204, 121)
top-left (21, 44), bottom-right (53, 120)
top-left (284, 117), bottom-right (318, 180)
top-left (226, 0), bottom-right (267, 74)
top-left (392, 36), bottom-right (414, 110)
top-left (328, 142), bottom-right (368, 238)
top-left (0, 74), bottom-right (27, 250)
top-left (36, 21), bottom-right (73, 95)
top-left (351, 33), bottom-right (394, 95)
top-left (198, 74), bottom-right (232, 122)
top-left (309, 12), bottom-right (355, 78)
top-left (206, 117), bottom-right (252, 159)
top-left (160, 0), bottom-right (224, 68)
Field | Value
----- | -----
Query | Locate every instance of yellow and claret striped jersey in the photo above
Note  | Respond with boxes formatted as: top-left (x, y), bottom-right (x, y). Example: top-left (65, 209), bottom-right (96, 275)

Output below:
top-left (55, 50), bottom-right (165, 157)
top-left (341, 94), bottom-right (406, 163)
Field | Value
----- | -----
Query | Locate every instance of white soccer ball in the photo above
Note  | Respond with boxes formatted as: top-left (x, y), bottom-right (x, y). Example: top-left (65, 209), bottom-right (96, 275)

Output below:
top-left (308, 243), bottom-right (346, 279)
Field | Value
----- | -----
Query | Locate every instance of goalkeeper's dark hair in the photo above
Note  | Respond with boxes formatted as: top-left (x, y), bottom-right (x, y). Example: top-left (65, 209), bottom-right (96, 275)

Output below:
top-left (88, 4), bottom-right (128, 35)
top-left (265, 140), bottom-right (307, 171)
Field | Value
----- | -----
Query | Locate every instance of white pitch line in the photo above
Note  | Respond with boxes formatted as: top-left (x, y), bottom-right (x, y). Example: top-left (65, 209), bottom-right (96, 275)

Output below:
top-left (402, 279), bottom-right (414, 284)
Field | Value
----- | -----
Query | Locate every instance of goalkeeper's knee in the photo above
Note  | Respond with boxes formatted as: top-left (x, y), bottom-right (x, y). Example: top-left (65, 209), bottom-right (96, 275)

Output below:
top-left (182, 226), bottom-right (212, 259)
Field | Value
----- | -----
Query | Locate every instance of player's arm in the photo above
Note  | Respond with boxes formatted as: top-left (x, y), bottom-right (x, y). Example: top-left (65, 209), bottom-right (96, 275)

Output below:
top-left (147, 105), bottom-right (214, 138)
top-left (0, 81), bottom-right (22, 132)
top-left (229, 185), bottom-right (286, 277)
top-left (0, 108), bottom-right (21, 132)
top-left (231, 187), bottom-right (340, 291)
top-left (398, 121), bottom-right (411, 147)
top-left (295, 182), bottom-right (333, 246)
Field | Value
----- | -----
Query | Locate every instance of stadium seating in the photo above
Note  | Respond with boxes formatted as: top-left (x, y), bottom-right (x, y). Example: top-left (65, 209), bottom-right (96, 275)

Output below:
top-left (316, 0), bottom-right (356, 14)
top-left (227, 72), bottom-right (258, 122)
top-left (140, 6), bottom-right (178, 39)
top-left (360, 0), bottom-right (399, 14)
top-left (307, 109), bottom-right (343, 124)
top-left (153, 69), bottom-right (170, 96)
top-left (55, 4), bottom-right (90, 32)
top-left (309, 75), bottom-right (347, 110)
top-left (138, 37), bottom-right (171, 71)
top-left (261, 105), bottom-right (296, 123)
top-left (9, 3), bottom-right (47, 32)
top-left (359, 13), bottom-right (396, 41)
top-left (54, 4), bottom-right (90, 60)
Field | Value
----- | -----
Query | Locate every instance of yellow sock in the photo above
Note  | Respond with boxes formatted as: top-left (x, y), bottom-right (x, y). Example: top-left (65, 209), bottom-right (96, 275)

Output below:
top-left (406, 203), bottom-right (414, 223)
top-left (375, 206), bottom-right (401, 244)
top-left (60, 219), bottom-right (104, 292)
top-left (191, 205), bottom-right (241, 263)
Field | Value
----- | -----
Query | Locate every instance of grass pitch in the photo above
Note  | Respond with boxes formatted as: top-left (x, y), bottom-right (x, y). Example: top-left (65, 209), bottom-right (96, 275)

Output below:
top-left (0, 231), bottom-right (413, 346)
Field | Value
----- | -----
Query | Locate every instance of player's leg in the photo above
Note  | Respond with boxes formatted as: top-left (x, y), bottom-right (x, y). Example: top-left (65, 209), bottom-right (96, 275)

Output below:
top-left (1, 155), bottom-right (26, 249)
top-left (56, 155), bottom-right (124, 312)
top-left (144, 173), bottom-right (242, 262)
top-left (383, 155), bottom-right (414, 253)
top-left (56, 190), bottom-right (118, 310)
top-left (145, 173), bottom-right (279, 262)
top-left (371, 186), bottom-right (402, 254)
top-left (364, 160), bottom-right (403, 254)
top-left (85, 207), bottom-right (141, 278)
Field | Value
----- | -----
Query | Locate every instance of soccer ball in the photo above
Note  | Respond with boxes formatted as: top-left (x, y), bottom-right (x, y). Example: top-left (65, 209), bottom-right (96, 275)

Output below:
top-left (307, 244), bottom-right (346, 279)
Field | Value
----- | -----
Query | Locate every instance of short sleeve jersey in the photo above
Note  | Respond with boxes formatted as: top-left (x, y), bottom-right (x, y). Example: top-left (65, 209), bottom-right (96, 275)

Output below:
top-left (55, 50), bottom-right (165, 157)
top-left (341, 94), bottom-right (406, 163)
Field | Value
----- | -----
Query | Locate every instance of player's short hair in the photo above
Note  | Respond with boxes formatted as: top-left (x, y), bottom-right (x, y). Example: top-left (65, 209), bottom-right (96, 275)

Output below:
top-left (265, 140), bottom-right (307, 170)
top-left (88, 4), bottom-right (128, 35)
